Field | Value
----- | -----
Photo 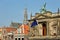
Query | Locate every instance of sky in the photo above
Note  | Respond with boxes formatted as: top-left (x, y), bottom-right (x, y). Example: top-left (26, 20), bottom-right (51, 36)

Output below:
top-left (0, 0), bottom-right (60, 27)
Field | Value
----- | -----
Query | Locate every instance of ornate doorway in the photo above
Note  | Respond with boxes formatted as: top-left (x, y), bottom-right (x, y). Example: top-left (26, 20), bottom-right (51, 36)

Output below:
top-left (38, 21), bottom-right (47, 36)
top-left (42, 22), bottom-right (47, 36)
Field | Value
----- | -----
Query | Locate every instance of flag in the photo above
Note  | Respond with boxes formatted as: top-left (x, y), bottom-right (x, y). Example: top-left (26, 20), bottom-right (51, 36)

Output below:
top-left (31, 20), bottom-right (38, 27)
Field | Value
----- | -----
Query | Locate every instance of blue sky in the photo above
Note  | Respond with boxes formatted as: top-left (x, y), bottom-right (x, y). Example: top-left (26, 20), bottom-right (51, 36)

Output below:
top-left (0, 0), bottom-right (60, 26)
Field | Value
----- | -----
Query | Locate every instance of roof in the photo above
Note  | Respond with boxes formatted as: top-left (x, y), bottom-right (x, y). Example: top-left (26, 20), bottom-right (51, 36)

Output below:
top-left (4, 27), bottom-right (17, 33)
top-left (7, 27), bottom-right (16, 32)
top-left (28, 13), bottom-right (60, 21)
top-left (46, 11), bottom-right (52, 13)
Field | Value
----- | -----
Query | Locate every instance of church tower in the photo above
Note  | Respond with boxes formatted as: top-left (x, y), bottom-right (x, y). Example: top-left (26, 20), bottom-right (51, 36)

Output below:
top-left (23, 8), bottom-right (28, 24)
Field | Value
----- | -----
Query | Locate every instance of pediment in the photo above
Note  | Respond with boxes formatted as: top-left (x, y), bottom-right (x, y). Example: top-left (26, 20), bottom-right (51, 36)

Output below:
top-left (37, 15), bottom-right (46, 18)
top-left (34, 14), bottom-right (50, 19)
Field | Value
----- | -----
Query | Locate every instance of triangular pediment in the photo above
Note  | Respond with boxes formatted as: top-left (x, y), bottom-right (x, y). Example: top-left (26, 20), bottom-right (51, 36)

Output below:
top-left (34, 14), bottom-right (50, 19)
top-left (37, 15), bottom-right (46, 18)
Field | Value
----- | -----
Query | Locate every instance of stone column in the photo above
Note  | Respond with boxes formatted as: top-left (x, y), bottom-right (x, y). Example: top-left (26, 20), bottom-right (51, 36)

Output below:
top-left (47, 21), bottom-right (49, 36)
top-left (28, 22), bottom-right (32, 36)
top-left (57, 19), bottom-right (59, 35)
top-left (58, 20), bottom-right (60, 35)
top-left (38, 24), bottom-right (43, 36)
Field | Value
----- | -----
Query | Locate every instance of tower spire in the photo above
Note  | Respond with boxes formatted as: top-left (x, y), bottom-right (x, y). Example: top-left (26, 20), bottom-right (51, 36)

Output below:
top-left (23, 8), bottom-right (28, 24)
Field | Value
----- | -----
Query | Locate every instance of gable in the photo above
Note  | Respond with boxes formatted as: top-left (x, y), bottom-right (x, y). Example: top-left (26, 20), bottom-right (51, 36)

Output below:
top-left (38, 15), bottom-right (46, 18)
top-left (34, 14), bottom-right (50, 19)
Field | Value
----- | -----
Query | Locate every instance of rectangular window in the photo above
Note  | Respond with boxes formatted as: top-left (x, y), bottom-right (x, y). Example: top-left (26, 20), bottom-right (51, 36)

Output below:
top-left (17, 29), bottom-right (21, 33)
top-left (15, 38), bottom-right (17, 40)
top-left (22, 38), bottom-right (24, 40)
top-left (18, 38), bottom-right (20, 40)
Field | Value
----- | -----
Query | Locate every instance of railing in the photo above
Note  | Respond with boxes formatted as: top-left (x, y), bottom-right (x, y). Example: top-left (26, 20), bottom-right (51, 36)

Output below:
top-left (28, 35), bottom-right (60, 39)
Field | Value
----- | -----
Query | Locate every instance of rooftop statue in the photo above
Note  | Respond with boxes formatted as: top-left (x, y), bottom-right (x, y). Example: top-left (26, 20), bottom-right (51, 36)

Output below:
top-left (40, 2), bottom-right (46, 13)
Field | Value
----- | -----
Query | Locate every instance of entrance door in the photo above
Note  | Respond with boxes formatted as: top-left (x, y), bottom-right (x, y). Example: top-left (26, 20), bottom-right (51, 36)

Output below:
top-left (38, 21), bottom-right (47, 36)
top-left (42, 22), bottom-right (47, 36)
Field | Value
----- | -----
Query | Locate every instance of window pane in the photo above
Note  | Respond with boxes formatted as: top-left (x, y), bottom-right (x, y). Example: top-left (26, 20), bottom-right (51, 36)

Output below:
top-left (18, 38), bottom-right (20, 40)
top-left (22, 38), bottom-right (24, 40)
top-left (15, 38), bottom-right (17, 40)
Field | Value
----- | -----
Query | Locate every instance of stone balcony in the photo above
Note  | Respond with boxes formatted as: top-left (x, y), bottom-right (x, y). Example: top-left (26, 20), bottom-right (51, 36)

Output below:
top-left (28, 36), bottom-right (60, 40)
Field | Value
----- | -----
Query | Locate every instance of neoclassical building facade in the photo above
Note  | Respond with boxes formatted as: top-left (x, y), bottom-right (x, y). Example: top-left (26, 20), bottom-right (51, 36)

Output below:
top-left (27, 7), bottom-right (60, 39)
